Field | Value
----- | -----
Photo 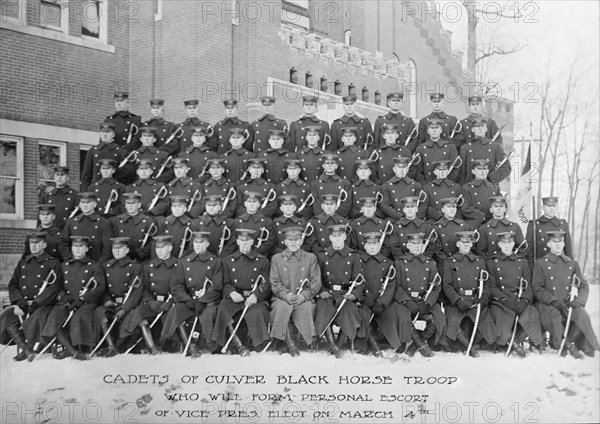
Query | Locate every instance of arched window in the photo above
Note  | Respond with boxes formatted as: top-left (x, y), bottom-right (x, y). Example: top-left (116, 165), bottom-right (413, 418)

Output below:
top-left (406, 59), bottom-right (417, 119)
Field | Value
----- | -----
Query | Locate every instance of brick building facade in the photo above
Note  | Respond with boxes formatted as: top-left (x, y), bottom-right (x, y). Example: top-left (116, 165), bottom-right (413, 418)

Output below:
top-left (0, 0), bottom-right (514, 255)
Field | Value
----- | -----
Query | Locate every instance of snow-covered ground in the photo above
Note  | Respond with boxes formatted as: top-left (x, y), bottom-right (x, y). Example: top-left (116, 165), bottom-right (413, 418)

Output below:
top-left (2, 286), bottom-right (598, 424)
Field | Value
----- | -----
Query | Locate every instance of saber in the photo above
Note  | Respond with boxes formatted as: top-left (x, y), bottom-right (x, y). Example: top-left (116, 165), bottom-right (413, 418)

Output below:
top-left (417, 190), bottom-right (427, 207)
top-left (256, 227), bottom-right (270, 249)
top-left (206, 125), bottom-right (215, 138)
top-left (221, 275), bottom-right (266, 353)
top-left (495, 148), bottom-right (515, 171)
top-left (148, 186), bottom-right (168, 212)
top-left (368, 150), bottom-right (379, 162)
top-left (450, 155), bottom-right (462, 169)
top-left (198, 162), bottom-right (211, 178)
top-left (32, 277), bottom-right (98, 360)
top-left (321, 133), bottom-right (332, 151)
top-left (141, 222), bottom-right (157, 248)
top-left (376, 191), bottom-right (383, 204)
top-left (218, 226), bottom-right (231, 255)
top-left (466, 269), bottom-right (489, 356)
top-left (319, 274), bottom-right (365, 337)
top-left (363, 133), bottom-right (374, 150)
top-left (514, 239), bottom-right (528, 255)
top-left (506, 277), bottom-right (528, 357)
top-left (456, 194), bottom-right (465, 207)
top-left (412, 273), bottom-right (442, 324)
top-left (118, 150), bottom-right (138, 168)
top-left (222, 187), bottom-right (237, 211)
top-left (164, 127), bottom-right (184, 145)
top-left (36, 269), bottom-right (58, 298)
top-left (181, 277), bottom-right (214, 357)
top-left (297, 193), bottom-right (315, 212)
top-left (125, 294), bottom-right (173, 354)
top-left (450, 121), bottom-right (462, 138)
top-left (301, 223), bottom-right (314, 239)
top-left (240, 165), bottom-right (250, 181)
top-left (405, 126), bottom-right (417, 146)
top-left (369, 265), bottom-right (396, 323)
top-left (188, 189), bottom-right (201, 212)
top-left (336, 188), bottom-right (348, 208)
top-left (491, 123), bottom-right (506, 142)
top-left (423, 229), bottom-right (438, 252)
top-left (378, 221), bottom-right (394, 252)
top-left (408, 153), bottom-right (421, 167)
top-left (68, 206), bottom-right (80, 219)
top-left (89, 276), bottom-right (141, 358)
top-left (179, 227), bottom-right (193, 258)
top-left (260, 188), bottom-right (277, 209)
top-left (156, 156), bottom-right (173, 179)
top-left (472, 229), bottom-right (481, 244)
top-left (126, 123), bottom-right (139, 145)
top-left (558, 274), bottom-right (581, 356)
top-left (104, 189), bottom-right (119, 215)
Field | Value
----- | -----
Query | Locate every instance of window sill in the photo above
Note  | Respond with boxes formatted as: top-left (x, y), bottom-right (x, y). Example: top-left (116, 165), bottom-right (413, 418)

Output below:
top-left (0, 219), bottom-right (36, 229)
top-left (0, 20), bottom-right (115, 53)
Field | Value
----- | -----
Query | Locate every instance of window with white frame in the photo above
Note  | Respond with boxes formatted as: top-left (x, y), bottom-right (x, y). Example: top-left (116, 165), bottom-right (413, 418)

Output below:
top-left (40, 0), bottom-right (69, 33)
top-left (39, 140), bottom-right (66, 182)
top-left (0, 0), bottom-right (26, 24)
top-left (282, 0), bottom-right (309, 30)
top-left (81, 0), bottom-right (108, 42)
top-left (0, 136), bottom-right (24, 219)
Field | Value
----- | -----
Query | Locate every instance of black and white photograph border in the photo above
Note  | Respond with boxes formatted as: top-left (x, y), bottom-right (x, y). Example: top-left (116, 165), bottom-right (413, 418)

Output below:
top-left (1, 1), bottom-right (599, 423)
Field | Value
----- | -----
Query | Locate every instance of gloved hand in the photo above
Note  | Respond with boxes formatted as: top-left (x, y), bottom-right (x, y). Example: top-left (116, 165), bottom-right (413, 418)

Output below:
top-left (568, 299), bottom-right (585, 309)
top-left (372, 302), bottom-right (385, 316)
top-left (405, 300), bottom-right (419, 314)
top-left (343, 293), bottom-right (356, 301)
top-left (477, 293), bottom-right (490, 306)
top-left (417, 301), bottom-right (430, 314)
top-left (69, 299), bottom-right (84, 311)
top-left (114, 309), bottom-right (127, 321)
top-left (514, 299), bottom-right (529, 315)
top-left (362, 297), bottom-right (374, 308)
top-left (159, 300), bottom-right (171, 312)
top-left (319, 292), bottom-right (332, 300)
top-left (146, 300), bottom-right (160, 314)
top-left (551, 300), bottom-right (568, 317)
top-left (195, 301), bottom-right (206, 316)
top-left (230, 292), bottom-right (244, 303)
top-left (185, 299), bottom-right (197, 310)
top-left (456, 299), bottom-right (471, 313)
top-left (104, 300), bottom-right (116, 308)
top-left (290, 294), bottom-right (305, 306)
top-left (245, 294), bottom-right (257, 306)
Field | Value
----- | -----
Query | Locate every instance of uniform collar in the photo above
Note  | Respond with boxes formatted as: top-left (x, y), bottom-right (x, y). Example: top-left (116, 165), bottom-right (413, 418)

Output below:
top-left (186, 144), bottom-right (211, 153)
top-left (428, 111), bottom-right (448, 119)
top-left (470, 137), bottom-right (491, 145)
top-left (351, 178), bottom-right (375, 186)
top-left (96, 177), bottom-right (118, 185)
top-left (166, 214), bottom-right (192, 225)
top-left (487, 217), bottom-right (511, 227)
top-left (145, 117), bottom-right (166, 125)
top-left (67, 255), bottom-right (93, 264)
top-left (275, 215), bottom-right (303, 224)
top-left (111, 110), bottom-right (135, 118)
top-left (302, 146), bottom-right (322, 154)
top-left (401, 252), bottom-right (429, 262)
top-left (491, 253), bottom-right (517, 261)
top-left (225, 147), bottom-right (249, 156)
top-left (397, 216), bottom-right (422, 226)
top-left (221, 117), bottom-right (242, 125)
top-left (138, 146), bottom-right (159, 154)
top-left (75, 213), bottom-right (100, 222)
top-left (233, 250), bottom-right (259, 260)
top-left (266, 148), bottom-right (288, 154)
top-left (238, 212), bottom-right (263, 223)
top-left (431, 178), bottom-right (453, 186)
top-left (182, 117), bottom-right (204, 126)
top-left (319, 173), bottom-right (341, 182)
top-left (106, 256), bottom-right (134, 267)
top-left (206, 177), bottom-right (229, 186)
top-left (425, 138), bottom-right (448, 147)
top-left (53, 185), bottom-right (74, 194)
top-left (282, 249), bottom-right (306, 261)
top-left (299, 115), bottom-right (320, 122)
top-left (317, 213), bottom-right (343, 225)
top-left (360, 252), bottom-right (386, 262)
top-left (282, 178), bottom-right (305, 187)
top-left (389, 176), bottom-right (414, 184)
top-left (436, 216), bottom-right (463, 227)
top-left (355, 215), bottom-right (381, 225)
top-left (545, 252), bottom-right (571, 263)
top-left (453, 252), bottom-right (479, 262)
top-left (134, 178), bottom-right (157, 186)
top-left (380, 143), bottom-right (403, 150)
top-left (340, 115), bottom-right (362, 124)
top-left (119, 212), bottom-right (144, 223)
top-left (470, 179), bottom-right (492, 187)
top-left (384, 111), bottom-right (406, 119)
top-left (167, 177), bottom-right (194, 187)
top-left (98, 142), bottom-right (119, 151)
top-left (187, 251), bottom-right (216, 262)
top-left (325, 245), bottom-right (352, 257)
top-left (338, 144), bottom-right (360, 153)
top-left (25, 252), bottom-right (50, 263)
top-left (538, 215), bottom-right (560, 224)
top-left (203, 213), bottom-right (227, 226)
top-left (259, 114), bottom-right (276, 121)
top-left (153, 256), bottom-right (178, 268)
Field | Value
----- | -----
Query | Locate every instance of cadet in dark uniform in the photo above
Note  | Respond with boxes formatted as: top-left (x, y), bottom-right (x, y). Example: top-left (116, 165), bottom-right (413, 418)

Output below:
top-left (155, 196), bottom-right (193, 260)
top-left (532, 231), bottom-right (599, 358)
top-left (212, 229), bottom-right (271, 355)
top-left (315, 224), bottom-right (365, 358)
top-left (110, 192), bottom-right (154, 263)
top-left (395, 232), bottom-right (443, 357)
top-left (272, 195), bottom-right (311, 255)
top-left (275, 159), bottom-right (313, 220)
top-left (179, 126), bottom-right (218, 181)
top-left (259, 129), bottom-right (297, 184)
top-left (299, 125), bottom-right (325, 183)
top-left (165, 158), bottom-right (202, 206)
top-left (213, 99), bottom-right (253, 154)
top-left (125, 158), bottom-right (170, 217)
top-left (141, 99), bottom-right (180, 156)
top-left (119, 235), bottom-right (175, 352)
top-left (486, 232), bottom-right (542, 357)
top-left (93, 237), bottom-right (143, 356)
top-left (233, 191), bottom-right (275, 257)
top-left (190, 195), bottom-right (236, 258)
top-left (453, 95), bottom-right (503, 151)
top-left (373, 92), bottom-right (417, 152)
top-left (22, 205), bottom-right (61, 260)
top-left (106, 91), bottom-right (142, 153)
top-left (415, 115), bottom-right (460, 183)
top-left (308, 194), bottom-right (349, 255)
top-left (389, 196), bottom-right (433, 259)
top-left (59, 192), bottom-right (113, 263)
top-left (331, 95), bottom-right (373, 152)
top-left (310, 153), bottom-right (352, 218)
top-left (459, 159), bottom-right (501, 228)
top-left (162, 231), bottom-right (223, 356)
top-left (235, 158), bottom-right (278, 218)
top-left (442, 231), bottom-right (497, 357)
top-left (422, 160), bottom-right (463, 223)
top-left (359, 233), bottom-right (397, 356)
top-left (288, 95), bottom-right (331, 152)
top-left (348, 197), bottom-right (392, 258)
top-left (134, 126), bottom-right (173, 184)
top-left (40, 166), bottom-right (78, 229)
top-left (374, 123), bottom-right (412, 184)
top-left (88, 158), bottom-right (124, 218)
top-left (431, 197), bottom-right (472, 274)
top-left (249, 97), bottom-right (289, 153)
top-left (42, 236), bottom-right (106, 359)
top-left (192, 158), bottom-right (237, 219)
top-left (81, 122), bottom-right (127, 191)
top-left (459, 117), bottom-right (511, 185)
top-left (417, 93), bottom-right (459, 145)
top-left (475, 196), bottom-right (525, 260)
top-left (2, 232), bottom-right (62, 361)
top-left (269, 227), bottom-right (322, 356)
top-left (380, 157), bottom-right (426, 221)
top-left (222, 128), bottom-right (255, 183)
top-left (525, 196), bottom-right (573, 268)
top-left (177, 99), bottom-right (213, 153)
top-left (350, 159), bottom-right (382, 219)
top-left (336, 127), bottom-right (368, 181)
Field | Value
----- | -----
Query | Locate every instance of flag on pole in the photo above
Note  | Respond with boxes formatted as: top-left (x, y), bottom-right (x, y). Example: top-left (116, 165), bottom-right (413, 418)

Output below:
top-left (509, 141), bottom-right (533, 233)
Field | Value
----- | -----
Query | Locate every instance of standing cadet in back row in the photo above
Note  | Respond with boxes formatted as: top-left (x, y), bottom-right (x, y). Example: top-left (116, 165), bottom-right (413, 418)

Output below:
top-left (373, 93), bottom-right (417, 152)
top-left (213, 100), bottom-right (253, 154)
top-left (331, 96), bottom-right (373, 152)
top-left (417, 93), bottom-right (459, 145)
top-left (40, 166), bottom-right (78, 230)
top-left (288, 95), bottom-right (330, 152)
top-left (106, 91), bottom-right (142, 153)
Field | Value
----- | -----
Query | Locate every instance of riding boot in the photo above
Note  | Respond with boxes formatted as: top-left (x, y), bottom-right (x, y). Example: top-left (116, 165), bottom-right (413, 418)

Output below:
top-left (367, 332), bottom-right (383, 357)
top-left (6, 325), bottom-right (33, 362)
top-left (561, 326), bottom-right (583, 358)
top-left (178, 323), bottom-right (201, 357)
top-left (457, 332), bottom-right (479, 358)
top-left (226, 324), bottom-right (249, 357)
top-left (285, 325), bottom-right (300, 358)
top-left (55, 329), bottom-right (86, 360)
top-left (336, 332), bottom-right (348, 351)
top-left (411, 332), bottom-right (434, 357)
top-left (140, 322), bottom-right (162, 355)
top-left (324, 327), bottom-right (341, 358)
top-left (101, 321), bottom-right (118, 357)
